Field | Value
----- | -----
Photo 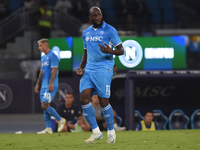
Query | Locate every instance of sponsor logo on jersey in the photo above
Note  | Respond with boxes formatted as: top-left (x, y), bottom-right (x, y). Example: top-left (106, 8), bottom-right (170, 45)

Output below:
top-left (86, 36), bottom-right (103, 42)
top-left (41, 61), bottom-right (49, 67)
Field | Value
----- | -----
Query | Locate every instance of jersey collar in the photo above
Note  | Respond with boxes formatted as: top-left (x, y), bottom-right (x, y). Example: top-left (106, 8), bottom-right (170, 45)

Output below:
top-left (91, 21), bottom-right (106, 30)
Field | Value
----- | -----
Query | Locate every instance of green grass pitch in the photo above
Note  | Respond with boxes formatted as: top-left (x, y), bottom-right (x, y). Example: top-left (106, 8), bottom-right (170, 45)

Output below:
top-left (0, 130), bottom-right (199, 150)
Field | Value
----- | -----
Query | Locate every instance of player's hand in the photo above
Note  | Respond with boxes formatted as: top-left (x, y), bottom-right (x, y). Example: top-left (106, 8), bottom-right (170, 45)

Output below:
top-left (48, 83), bottom-right (54, 92)
top-left (34, 85), bottom-right (39, 94)
top-left (76, 68), bottom-right (84, 76)
top-left (98, 42), bottom-right (111, 53)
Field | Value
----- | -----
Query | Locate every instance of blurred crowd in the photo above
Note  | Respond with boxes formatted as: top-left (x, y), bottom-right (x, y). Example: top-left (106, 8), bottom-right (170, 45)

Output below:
top-left (0, 0), bottom-right (155, 35)
top-left (1, 0), bottom-right (200, 36)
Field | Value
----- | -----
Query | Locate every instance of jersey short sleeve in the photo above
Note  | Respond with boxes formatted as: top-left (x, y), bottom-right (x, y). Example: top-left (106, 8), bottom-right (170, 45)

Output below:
top-left (109, 26), bottom-right (122, 47)
top-left (50, 53), bottom-right (59, 68)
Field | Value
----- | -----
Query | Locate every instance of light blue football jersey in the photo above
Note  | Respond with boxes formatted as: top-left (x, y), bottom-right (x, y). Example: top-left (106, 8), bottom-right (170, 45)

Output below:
top-left (41, 50), bottom-right (59, 88)
top-left (82, 21), bottom-right (122, 72)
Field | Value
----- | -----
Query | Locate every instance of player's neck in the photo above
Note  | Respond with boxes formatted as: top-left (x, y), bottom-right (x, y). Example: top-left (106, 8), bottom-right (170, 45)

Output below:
top-left (44, 49), bottom-right (50, 55)
top-left (92, 102), bottom-right (98, 107)
top-left (65, 103), bottom-right (72, 108)
top-left (145, 120), bottom-right (151, 126)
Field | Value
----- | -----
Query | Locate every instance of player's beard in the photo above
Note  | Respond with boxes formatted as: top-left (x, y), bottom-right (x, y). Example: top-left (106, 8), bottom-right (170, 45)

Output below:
top-left (92, 17), bottom-right (103, 28)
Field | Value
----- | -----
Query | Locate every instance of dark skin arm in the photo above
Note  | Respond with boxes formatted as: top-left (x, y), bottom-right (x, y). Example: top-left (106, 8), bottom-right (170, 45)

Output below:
top-left (49, 67), bottom-right (57, 92)
top-left (76, 49), bottom-right (87, 76)
top-left (98, 43), bottom-right (124, 56)
top-left (34, 70), bottom-right (43, 93)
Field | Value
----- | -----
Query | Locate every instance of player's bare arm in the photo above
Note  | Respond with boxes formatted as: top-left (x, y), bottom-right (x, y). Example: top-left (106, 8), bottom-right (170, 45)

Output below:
top-left (34, 70), bottom-right (43, 93)
top-left (49, 67), bottom-right (57, 92)
top-left (98, 42), bottom-right (124, 56)
top-left (67, 123), bottom-right (75, 130)
top-left (76, 49), bottom-right (87, 76)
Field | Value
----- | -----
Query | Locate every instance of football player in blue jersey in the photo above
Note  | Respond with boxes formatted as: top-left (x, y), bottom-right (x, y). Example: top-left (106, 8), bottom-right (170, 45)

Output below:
top-left (35, 38), bottom-right (66, 134)
top-left (76, 6), bottom-right (124, 144)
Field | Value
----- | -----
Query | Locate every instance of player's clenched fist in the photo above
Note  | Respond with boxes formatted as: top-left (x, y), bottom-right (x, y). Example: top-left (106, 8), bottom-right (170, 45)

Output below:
top-left (76, 68), bottom-right (84, 76)
top-left (34, 85), bottom-right (39, 93)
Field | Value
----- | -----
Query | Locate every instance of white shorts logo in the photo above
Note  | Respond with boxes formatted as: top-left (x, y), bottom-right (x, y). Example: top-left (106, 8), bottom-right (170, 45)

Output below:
top-left (106, 85), bottom-right (110, 96)
top-left (44, 92), bottom-right (51, 103)
top-left (119, 40), bottom-right (143, 68)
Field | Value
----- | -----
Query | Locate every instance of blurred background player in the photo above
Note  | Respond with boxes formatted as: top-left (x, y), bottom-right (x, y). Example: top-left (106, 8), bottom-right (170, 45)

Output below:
top-left (91, 94), bottom-right (126, 131)
top-left (135, 110), bottom-right (159, 131)
top-left (55, 91), bottom-right (83, 132)
top-left (34, 38), bottom-right (66, 134)
top-left (76, 6), bottom-right (124, 144)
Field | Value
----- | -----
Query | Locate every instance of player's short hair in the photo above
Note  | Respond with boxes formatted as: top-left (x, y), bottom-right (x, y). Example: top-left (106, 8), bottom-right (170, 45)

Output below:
top-left (145, 110), bottom-right (153, 116)
top-left (37, 38), bottom-right (49, 44)
top-left (66, 91), bottom-right (74, 96)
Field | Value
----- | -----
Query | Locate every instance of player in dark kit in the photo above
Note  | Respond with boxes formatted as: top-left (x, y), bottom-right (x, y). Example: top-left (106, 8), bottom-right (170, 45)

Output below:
top-left (56, 91), bottom-right (83, 132)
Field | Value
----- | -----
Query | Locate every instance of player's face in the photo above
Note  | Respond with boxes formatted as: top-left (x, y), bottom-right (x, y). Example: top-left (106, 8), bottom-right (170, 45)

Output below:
top-left (91, 95), bottom-right (99, 104)
top-left (65, 94), bottom-right (74, 105)
top-left (38, 42), bottom-right (48, 53)
top-left (90, 9), bottom-right (103, 28)
top-left (144, 112), bottom-right (154, 123)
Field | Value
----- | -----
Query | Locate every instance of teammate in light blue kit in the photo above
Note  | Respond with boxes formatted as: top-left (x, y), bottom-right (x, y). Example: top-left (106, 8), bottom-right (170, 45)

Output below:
top-left (35, 39), bottom-right (66, 134)
top-left (76, 7), bottom-right (124, 144)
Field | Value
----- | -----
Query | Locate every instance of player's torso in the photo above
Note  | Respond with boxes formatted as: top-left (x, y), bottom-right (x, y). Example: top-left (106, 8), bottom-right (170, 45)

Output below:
top-left (84, 24), bottom-right (114, 71)
top-left (62, 105), bottom-right (78, 123)
top-left (41, 52), bottom-right (52, 73)
top-left (41, 51), bottom-right (57, 88)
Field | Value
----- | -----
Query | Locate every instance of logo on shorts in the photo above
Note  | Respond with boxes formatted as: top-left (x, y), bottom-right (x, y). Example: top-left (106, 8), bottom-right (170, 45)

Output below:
top-left (106, 85), bottom-right (110, 96)
top-left (53, 83), bottom-right (73, 106)
top-left (119, 40), bottom-right (143, 68)
top-left (0, 84), bottom-right (13, 109)
top-left (44, 92), bottom-right (51, 102)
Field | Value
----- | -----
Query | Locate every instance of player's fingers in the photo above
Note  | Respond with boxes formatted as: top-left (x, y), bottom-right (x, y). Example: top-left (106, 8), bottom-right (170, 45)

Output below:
top-left (49, 87), bottom-right (53, 92)
top-left (77, 71), bottom-right (83, 75)
top-left (98, 44), bottom-right (103, 48)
